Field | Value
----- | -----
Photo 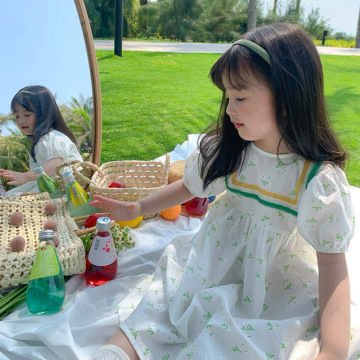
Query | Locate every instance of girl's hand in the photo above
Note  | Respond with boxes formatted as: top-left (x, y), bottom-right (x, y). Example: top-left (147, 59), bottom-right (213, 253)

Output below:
top-left (0, 169), bottom-right (30, 186)
top-left (90, 195), bottom-right (142, 221)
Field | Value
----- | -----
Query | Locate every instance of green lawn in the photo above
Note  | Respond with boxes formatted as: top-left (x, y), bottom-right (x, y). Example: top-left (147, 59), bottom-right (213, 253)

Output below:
top-left (97, 50), bottom-right (360, 186)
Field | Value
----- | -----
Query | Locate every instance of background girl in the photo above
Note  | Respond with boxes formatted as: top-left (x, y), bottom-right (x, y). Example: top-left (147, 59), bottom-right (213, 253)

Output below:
top-left (91, 23), bottom-right (354, 360)
top-left (0, 85), bottom-right (82, 195)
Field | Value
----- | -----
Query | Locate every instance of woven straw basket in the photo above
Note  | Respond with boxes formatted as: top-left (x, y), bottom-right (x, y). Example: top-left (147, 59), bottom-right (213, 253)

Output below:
top-left (0, 193), bottom-right (85, 290)
top-left (72, 154), bottom-right (170, 219)
top-left (167, 160), bottom-right (185, 184)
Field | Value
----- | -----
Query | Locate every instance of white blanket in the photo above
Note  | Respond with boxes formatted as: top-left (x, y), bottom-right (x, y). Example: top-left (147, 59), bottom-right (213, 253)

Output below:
top-left (1, 134), bottom-right (360, 360)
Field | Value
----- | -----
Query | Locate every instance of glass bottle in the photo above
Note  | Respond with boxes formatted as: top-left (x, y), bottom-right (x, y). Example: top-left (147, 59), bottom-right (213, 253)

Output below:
top-left (183, 197), bottom-right (209, 217)
top-left (62, 171), bottom-right (97, 217)
top-left (33, 166), bottom-right (63, 199)
top-left (85, 217), bottom-right (118, 286)
top-left (26, 230), bottom-right (66, 315)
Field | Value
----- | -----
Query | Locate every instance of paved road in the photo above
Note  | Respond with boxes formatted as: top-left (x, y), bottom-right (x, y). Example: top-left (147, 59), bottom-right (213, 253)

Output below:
top-left (94, 39), bottom-right (360, 55)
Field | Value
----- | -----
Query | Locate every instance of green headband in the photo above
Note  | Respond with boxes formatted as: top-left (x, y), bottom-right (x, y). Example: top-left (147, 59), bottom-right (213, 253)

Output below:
top-left (233, 39), bottom-right (271, 65)
top-left (17, 90), bottom-right (31, 95)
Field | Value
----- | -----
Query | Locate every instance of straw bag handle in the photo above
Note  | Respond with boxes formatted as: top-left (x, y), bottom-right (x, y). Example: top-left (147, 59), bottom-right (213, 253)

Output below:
top-left (72, 161), bottom-right (102, 185)
top-left (55, 160), bottom-right (83, 177)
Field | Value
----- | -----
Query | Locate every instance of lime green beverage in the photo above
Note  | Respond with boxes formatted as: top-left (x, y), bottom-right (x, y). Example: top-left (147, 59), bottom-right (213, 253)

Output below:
top-left (33, 166), bottom-right (63, 199)
top-left (26, 230), bottom-right (65, 315)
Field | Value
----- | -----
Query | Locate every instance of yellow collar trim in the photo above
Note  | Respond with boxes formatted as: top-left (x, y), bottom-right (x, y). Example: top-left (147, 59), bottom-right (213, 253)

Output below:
top-left (230, 160), bottom-right (311, 205)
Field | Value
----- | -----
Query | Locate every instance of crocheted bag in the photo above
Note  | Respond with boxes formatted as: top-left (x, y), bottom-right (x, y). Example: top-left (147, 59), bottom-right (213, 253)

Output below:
top-left (0, 193), bottom-right (85, 290)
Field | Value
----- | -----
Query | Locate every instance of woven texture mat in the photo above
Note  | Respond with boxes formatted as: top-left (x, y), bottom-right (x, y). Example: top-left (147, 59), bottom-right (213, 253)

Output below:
top-left (0, 194), bottom-right (85, 290)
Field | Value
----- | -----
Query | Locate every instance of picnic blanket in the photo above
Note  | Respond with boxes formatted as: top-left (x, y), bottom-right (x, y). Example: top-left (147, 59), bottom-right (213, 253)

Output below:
top-left (0, 134), bottom-right (359, 360)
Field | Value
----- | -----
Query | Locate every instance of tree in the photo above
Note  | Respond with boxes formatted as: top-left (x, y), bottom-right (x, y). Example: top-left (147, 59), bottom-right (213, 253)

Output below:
top-left (196, 0), bottom-right (247, 43)
top-left (301, 7), bottom-right (332, 40)
top-left (272, 0), bottom-right (277, 15)
top-left (356, 6), bottom-right (360, 48)
top-left (247, 0), bottom-right (257, 31)
top-left (85, 0), bottom-right (115, 38)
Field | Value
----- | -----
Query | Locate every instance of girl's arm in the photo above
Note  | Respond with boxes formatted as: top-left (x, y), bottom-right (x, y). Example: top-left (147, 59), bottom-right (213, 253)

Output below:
top-left (315, 252), bottom-right (350, 360)
top-left (91, 179), bottom-right (194, 221)
top-left (0, 157), bottom-right (63, 186)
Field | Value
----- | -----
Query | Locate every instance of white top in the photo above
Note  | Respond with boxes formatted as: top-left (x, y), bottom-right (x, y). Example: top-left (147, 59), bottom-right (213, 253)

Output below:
top-left (7, 130), bottom-right (83, 195)
top-left (120, 143), bottom-right (354, 358)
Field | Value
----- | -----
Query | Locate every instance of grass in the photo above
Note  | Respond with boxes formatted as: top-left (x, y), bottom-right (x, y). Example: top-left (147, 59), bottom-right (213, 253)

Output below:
top-left (97, 50), bottom-right (360, 187)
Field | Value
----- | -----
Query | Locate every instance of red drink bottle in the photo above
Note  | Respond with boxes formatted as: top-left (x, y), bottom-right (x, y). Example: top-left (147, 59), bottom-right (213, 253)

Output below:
top-left (184, 197), bottom-right (209, 217)
top-left (85, 217), bottom-right (117, 286)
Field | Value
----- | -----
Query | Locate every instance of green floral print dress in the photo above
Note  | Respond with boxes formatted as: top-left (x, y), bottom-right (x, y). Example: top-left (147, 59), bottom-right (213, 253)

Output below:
top-left (120, 142), bottom-right (354, 360)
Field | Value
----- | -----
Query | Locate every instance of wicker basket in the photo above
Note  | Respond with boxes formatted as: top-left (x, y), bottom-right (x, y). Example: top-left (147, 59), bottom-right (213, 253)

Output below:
top-left (0, 196), bottom-right (85, 290)
top-left (168, 160), bottom-right (185, 184)
top-left (72, 154), bottom-right (170, 219)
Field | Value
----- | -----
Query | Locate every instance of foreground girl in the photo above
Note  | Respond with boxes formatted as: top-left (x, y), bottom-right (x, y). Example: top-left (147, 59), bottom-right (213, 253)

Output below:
top-left (92, 23), bottom-right (354, 360)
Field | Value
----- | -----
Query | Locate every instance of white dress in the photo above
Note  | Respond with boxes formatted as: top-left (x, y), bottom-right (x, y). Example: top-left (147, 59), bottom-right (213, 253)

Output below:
top-left (6, 130), bottom-right (82, 195)
top-left (120, 143), bottom-right (354, 360)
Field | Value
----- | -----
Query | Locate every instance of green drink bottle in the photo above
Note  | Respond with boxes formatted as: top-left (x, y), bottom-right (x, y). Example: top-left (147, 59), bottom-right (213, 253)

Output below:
top-left (33, 166), bottom-right (63, 199)
top-left (26, 230), bottom-right (66, 315)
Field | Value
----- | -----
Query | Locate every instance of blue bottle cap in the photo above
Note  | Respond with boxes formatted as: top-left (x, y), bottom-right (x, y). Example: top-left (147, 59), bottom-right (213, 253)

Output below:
top-left (96, 217), bottom-right (111, 231)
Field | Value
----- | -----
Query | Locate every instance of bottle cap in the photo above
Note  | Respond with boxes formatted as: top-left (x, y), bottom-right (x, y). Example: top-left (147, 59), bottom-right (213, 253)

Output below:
top-left (39, 229), bottom-right (54, 241)
top-left (96, 217), bottom-right (111, 231)
top-left (33, 166), bottom-right (44, 176)
top-left (62, 171), bottom-right (75, 184)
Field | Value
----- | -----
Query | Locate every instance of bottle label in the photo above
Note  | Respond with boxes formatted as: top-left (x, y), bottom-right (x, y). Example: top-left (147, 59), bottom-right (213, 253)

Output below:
top-left (29, 245), bottom-right (60, 280)
top-left (87, 234), bottom-right (117, 266)
top-left (69, 183), bottom-right (89, 206)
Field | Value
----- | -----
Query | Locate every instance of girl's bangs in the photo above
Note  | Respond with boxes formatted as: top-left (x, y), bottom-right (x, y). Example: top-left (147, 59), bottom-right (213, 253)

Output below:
top-left (211, 46), bottom-right (258, 92)
top-left (11, 93), bottom-right (33, 113)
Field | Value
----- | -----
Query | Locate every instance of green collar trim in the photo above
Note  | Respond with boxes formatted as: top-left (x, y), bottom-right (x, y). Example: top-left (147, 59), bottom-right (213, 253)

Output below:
top-left (225, 176), bottom-right (298, 216)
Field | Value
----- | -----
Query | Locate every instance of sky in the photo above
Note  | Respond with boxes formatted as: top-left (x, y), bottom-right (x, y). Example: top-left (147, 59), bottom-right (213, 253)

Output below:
top-left (262, 0), bottom-right (359, 36)
top-left (0, 0), bottom-right (92, 134)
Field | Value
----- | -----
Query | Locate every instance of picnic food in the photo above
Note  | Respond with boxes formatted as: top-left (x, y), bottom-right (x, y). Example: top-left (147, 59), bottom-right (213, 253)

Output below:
top-left (9, 211), bottom-right (24, 226)
top-left (43, 220), bottom-right (57, 232)
top-left (116, 216), bottom-right (143, 228)
top-left (108, 181), bottom-right (126, 188)
top-left (161, 204), bottom-right (181, 220)
top-left (10, 236), bottom-right (26, 252)
top-left (44, 201), bottom-right (57, 215)
top-left (84, 214), bottom-right (101, 229)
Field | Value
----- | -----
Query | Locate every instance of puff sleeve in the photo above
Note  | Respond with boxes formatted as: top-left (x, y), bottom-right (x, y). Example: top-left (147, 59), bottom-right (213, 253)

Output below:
top-left (297, 163), bottom-right (355, 253)
top-left (31, 130), bottom-right (83, 168)
top-left (183, 149), bottom-right (227, 197)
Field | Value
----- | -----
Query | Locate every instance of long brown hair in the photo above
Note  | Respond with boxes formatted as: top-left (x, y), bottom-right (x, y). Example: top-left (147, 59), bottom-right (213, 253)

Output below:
top-left (200, 23), bottom-right (347, 189)
top-left (11, 85), bottom-right (77, 162)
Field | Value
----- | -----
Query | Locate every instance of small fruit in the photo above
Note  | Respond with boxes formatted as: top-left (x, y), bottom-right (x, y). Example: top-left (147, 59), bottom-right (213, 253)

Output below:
top-left (84, 213), bottom-right (101, 229)
top-left (9, 211), bottom-right (24, 226)
top-left (43, 220), bottom-right (57, 231)
top-left (108, 181), bottom-right (126, 188)
top-left (161, 204), bottom-right (182, 221)
top-left (10, 236), bottom-right (26, 252)
top-left (116, 215), bottom-right (143, 228)
top-left (44, 201), bottom-right (57, 215)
